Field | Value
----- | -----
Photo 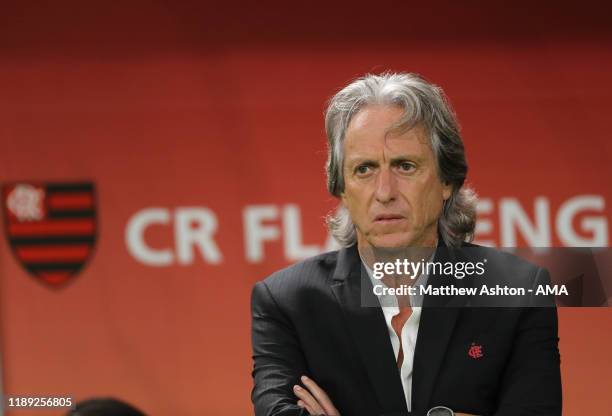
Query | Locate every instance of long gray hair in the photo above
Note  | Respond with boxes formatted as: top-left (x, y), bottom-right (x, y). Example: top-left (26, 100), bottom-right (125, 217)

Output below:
top-left (325, 72), bottom-right (476, 247)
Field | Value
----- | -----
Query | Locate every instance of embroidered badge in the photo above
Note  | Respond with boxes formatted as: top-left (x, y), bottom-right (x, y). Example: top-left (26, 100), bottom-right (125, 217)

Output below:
top-left (468, 342), bottom-right (484, 359)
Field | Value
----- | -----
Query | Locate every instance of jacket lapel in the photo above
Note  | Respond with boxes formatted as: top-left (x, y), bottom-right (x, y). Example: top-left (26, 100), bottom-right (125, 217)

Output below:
top-left (330, 245), bottom-right (408, 414)
top-left (411, 242), bottom-right (471, 412)
top-left (411, 307), bottom-right (460, 412)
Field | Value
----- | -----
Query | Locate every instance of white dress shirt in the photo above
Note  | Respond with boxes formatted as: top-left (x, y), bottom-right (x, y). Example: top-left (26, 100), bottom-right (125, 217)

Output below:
top-left (362, 258), bottom-right (430, 412)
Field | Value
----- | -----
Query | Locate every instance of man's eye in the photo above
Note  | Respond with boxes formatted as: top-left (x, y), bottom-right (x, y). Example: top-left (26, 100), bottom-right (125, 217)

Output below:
top-left (355, 165), bottom-right (371, 175)
top-left (398, 162), bottom-right (415, 172)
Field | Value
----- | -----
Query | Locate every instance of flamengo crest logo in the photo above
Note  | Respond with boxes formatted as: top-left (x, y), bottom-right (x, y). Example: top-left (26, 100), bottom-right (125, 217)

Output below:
top-left (468, 343), bottom-right (484, 359)
top-left (2, 182), bottom-right (97, 288)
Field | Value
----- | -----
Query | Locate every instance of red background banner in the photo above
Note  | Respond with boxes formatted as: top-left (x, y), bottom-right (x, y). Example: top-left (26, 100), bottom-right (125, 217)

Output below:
top-left (0, 2), bottom-right (611, 415)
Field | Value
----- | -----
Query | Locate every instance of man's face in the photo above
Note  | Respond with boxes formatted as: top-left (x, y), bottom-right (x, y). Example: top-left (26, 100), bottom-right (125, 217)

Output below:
top-left (341, 105), bottom-right (452, 249)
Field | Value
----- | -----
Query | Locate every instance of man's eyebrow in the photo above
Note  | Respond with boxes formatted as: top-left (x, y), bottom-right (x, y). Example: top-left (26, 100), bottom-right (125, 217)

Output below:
top-left (346, 154), bottom-right (425, 166)
top-left (345, 156), bottom-right (378, 167)
top-left (389, 154), bottom-right (426, 164)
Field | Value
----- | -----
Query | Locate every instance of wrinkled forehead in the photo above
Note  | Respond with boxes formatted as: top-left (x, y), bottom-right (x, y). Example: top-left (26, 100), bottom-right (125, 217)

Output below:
top-left (344, 106), bottom-right (432, 157)
top-left (345, 104), bottom-right (431, 147)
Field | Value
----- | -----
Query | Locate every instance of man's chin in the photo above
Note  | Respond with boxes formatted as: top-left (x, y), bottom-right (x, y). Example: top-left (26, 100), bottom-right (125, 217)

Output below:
top-left (366, 234), bottom-right (414, 249)
top-left (364, 232), bottom-right (439, 250)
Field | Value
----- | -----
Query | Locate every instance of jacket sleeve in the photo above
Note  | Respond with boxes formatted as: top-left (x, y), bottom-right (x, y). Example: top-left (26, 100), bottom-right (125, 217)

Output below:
top-left (251, 280), bottom-right (310, 416)
top-left (494, 267), bottom-right (562, 416)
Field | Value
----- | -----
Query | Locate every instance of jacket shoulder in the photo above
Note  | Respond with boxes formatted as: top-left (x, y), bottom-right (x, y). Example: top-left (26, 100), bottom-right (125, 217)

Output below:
top-left (460, 242), bottom-right (547, 286)
top-left (258, 249), bottom-right (339, 292)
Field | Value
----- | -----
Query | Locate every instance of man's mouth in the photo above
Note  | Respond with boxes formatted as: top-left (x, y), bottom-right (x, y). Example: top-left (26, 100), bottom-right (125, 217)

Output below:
top-left (373, 214), bottom-right (405, 223)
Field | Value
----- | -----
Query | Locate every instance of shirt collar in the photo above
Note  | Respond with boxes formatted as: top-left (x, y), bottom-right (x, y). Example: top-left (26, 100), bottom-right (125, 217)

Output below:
top-left (360, 249), bottom-right (434, 311)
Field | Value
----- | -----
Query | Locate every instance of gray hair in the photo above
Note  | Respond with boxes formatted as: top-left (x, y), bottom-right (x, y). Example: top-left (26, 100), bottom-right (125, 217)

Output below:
top-left (324, 72), bottom-right (476, 247)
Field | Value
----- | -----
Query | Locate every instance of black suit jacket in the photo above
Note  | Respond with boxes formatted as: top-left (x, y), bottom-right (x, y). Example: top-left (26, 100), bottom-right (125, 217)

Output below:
top-left (251, 243), bottom-right (562, 416)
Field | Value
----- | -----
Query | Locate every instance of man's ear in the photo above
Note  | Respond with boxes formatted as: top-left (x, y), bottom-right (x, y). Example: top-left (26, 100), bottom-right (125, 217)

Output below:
top-left (442, 182), bottom-right (452, 201)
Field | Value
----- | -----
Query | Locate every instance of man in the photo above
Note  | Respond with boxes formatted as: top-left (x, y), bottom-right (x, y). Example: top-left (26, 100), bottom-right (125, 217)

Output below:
top-left (251, 73), bottom-right (561, 416)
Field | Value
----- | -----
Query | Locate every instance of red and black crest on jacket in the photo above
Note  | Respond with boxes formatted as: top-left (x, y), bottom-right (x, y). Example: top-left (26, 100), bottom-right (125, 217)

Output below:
top-left (2, 182), bottom-right (97, 288)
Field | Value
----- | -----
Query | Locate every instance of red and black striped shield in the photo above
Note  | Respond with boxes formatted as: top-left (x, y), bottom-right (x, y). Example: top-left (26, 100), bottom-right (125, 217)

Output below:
top-left (2, 182), bottom-right (97, 288)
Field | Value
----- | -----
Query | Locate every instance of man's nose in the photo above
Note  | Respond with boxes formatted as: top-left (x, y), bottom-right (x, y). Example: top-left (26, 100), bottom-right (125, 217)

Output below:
top-left (374, 168), bottom-right (397, 203)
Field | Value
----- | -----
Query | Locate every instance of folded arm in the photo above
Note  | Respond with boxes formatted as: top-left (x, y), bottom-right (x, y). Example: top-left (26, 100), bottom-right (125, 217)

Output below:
top-left (251, 281), bottom-right (310, 416)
